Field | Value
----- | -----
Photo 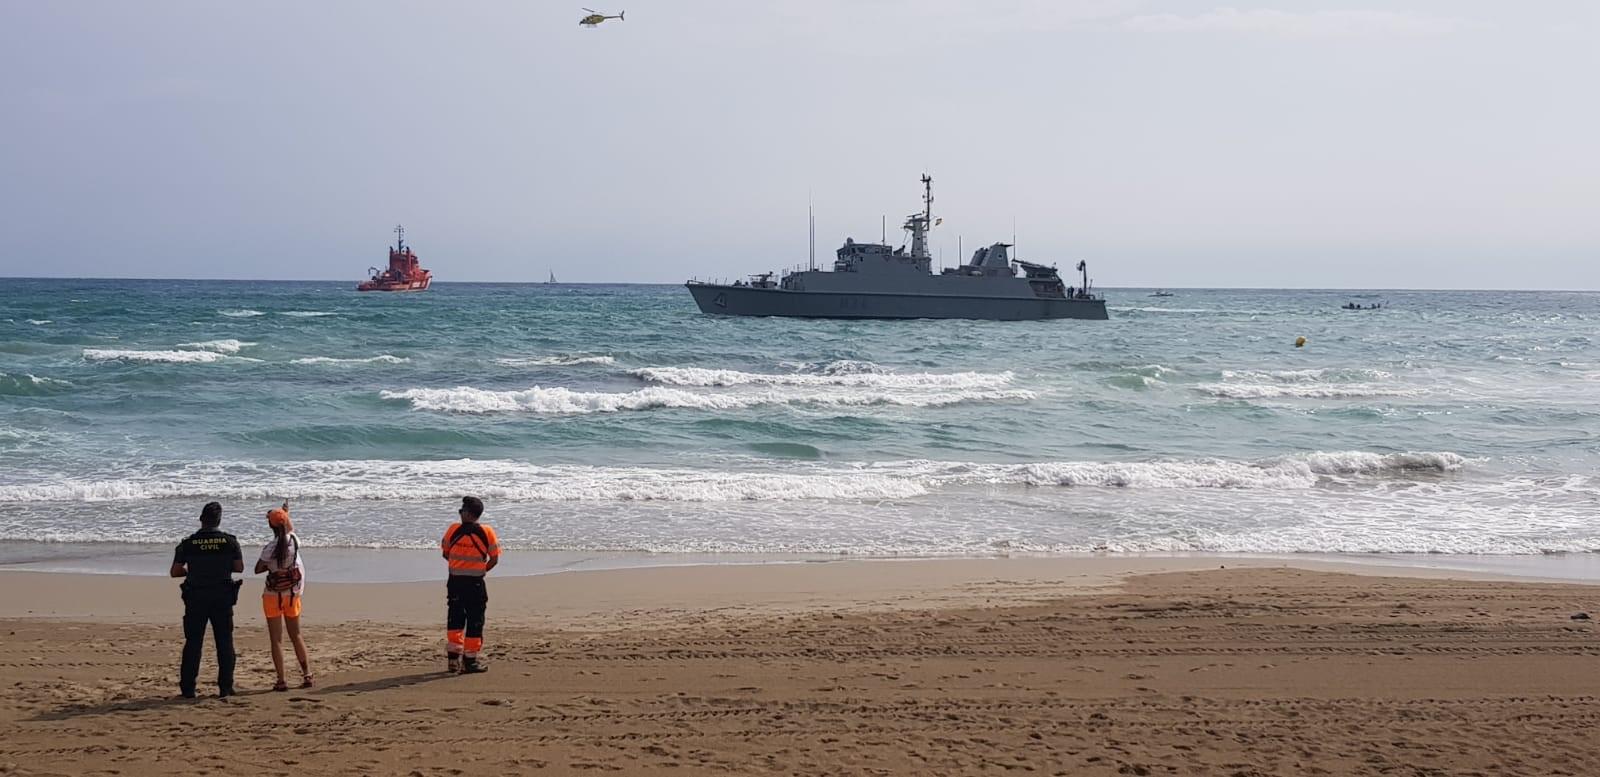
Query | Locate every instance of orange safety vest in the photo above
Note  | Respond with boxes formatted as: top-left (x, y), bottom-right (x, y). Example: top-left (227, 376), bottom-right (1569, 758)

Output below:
top-left (442, 522), bottom-right (500, 577)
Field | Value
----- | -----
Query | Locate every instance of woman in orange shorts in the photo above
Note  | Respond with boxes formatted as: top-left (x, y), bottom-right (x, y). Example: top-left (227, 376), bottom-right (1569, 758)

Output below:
top-left (255, 502), bottom-right (311, 691)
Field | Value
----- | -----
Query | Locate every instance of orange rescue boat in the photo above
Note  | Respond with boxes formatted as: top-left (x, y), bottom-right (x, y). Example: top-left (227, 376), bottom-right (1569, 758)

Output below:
top-left (358, 225), bottom-right (433, 292)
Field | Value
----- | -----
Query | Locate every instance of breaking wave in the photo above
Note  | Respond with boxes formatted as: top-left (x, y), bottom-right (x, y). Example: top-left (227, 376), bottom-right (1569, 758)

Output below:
top-left (495, 355), bottom-right (617, 367)
top-left (178, 339), bottom-right (256, 354)
top-left (26, 319), bottom-right (51, 325)
top-left (292, 354), bottom-right (410, 365)
top-left (280, 311), bottom-right (339, 318)
top-left (887, 451), bottom-right (1465, 490)
top-left (380, 385), bottom-right (1036, 414)
top-left (0, 451), bottom-right (1469, 505)
top-left (84, 348), bottom-right (227, 364)
top-left (218, 309), bottom-right (264, 318)
top-left (0, 460), bottom-right (927, 503)
top-left (1220, 368), bottom-right (1394, 382)
top-left (0, 372), bottom-right (75, 397)
top-left (1197, 383), bottom-right (1422, 399)
top-left (1199, 366), bottom-right (1419, 399)
top-left (630, 366), bottom-right (1015, 389)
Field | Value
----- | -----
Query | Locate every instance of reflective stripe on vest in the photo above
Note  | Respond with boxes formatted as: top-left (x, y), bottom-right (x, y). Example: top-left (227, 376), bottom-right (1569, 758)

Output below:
top-left (444, 523), bottom-right (497, 575)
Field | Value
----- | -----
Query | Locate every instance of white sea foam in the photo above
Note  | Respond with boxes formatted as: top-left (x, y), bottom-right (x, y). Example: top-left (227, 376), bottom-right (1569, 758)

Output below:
top-left (381, 385), bottom-right (1036, 414)
top-left (280, 311), bottom-right (339, 318)
top-left (1109, 306), bottom-right (1216, 314)
top-left (630, 366), bottom-right (1015, 389)
top-left (83, 348), bottom-right (227, 364)
top-left (218, 309), bottom-right (265, 318)
top-left (26, 319), bottom-right (51, 325)
top-left (871, 451), bottom-right (1467, 491)
top-left (177, 339), bottom-right (256, 354)
top-left (1293, 450), bottom-right (1466, 475)
top-left (0, 451), bottom-right (1471, 505)
top-left (0, 460), bottom-right (928, 503)
top-left (495, 355), bottom-right (617, 367)
top-left (1196, 383), bottom-right (1422, 399)
top-left (1219, 368), bottom-right (1394, 382)
top-left (292, 354), bottom-right (410, 365)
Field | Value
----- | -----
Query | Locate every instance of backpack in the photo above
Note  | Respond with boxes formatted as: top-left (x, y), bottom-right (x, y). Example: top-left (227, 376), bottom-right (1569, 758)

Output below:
top-left (265, 534), bottom-right (302, 593)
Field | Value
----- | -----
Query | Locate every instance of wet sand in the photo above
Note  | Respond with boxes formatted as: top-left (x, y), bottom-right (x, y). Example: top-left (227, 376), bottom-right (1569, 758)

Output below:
top-left (1, 559), bottom-right (1597, 776)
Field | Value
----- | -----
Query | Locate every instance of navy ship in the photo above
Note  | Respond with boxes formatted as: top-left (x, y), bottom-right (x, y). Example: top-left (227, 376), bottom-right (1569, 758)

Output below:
top-left (686, 176), bottom-right (1107, 321)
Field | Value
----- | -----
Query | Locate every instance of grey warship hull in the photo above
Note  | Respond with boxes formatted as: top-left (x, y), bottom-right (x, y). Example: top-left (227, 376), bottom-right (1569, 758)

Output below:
top-left (686, 175), bottom-right (1110, 322)
top-left (686, 283), bottom-right (1108, 320)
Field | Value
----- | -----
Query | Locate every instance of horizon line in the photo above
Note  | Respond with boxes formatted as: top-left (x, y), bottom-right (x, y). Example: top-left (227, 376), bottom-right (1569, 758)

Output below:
top-left (2, 276), bottom-right (1598, 293)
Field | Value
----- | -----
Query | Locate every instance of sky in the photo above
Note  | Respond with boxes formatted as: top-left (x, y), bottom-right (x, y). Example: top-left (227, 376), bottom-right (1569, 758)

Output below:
top-left (1, 1), bottom-right (1596, 288)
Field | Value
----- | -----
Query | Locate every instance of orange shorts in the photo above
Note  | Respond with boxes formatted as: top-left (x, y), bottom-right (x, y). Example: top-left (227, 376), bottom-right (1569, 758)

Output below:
top-left (262, 592), bottom-right (303, 619)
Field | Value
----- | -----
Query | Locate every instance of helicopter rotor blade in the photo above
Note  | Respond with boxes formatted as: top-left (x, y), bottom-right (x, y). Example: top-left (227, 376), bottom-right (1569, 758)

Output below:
top-left (582, 7), bottom-right (598, 13)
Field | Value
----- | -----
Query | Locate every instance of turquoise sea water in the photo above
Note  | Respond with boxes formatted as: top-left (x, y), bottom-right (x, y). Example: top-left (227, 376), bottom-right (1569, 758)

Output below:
top-left (2, 279), bottom-right (1597, 560)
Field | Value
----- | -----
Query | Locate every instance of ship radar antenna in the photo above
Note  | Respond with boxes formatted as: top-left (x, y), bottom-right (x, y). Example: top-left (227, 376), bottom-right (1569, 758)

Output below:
top-left (394, 224), bottom-right (406, 251)
top-left (922, 173), bottom-right (933, 226)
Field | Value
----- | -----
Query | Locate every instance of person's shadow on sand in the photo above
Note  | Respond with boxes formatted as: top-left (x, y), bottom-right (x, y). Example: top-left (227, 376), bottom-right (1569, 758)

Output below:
top-left (29, 688), bottom-right (277, 721)
top-left (311, 670), bottom-right (453, 695)
top-left (30, 671), bottom-right (453, 720)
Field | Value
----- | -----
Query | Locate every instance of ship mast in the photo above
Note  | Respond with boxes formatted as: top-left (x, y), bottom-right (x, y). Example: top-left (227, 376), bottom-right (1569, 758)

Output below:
top-left (907, 174), bottom-right (934, 259)
top-left (808, 195), bottom-right (815, 272)
top-left (394, 224), bottom-right (406, 252)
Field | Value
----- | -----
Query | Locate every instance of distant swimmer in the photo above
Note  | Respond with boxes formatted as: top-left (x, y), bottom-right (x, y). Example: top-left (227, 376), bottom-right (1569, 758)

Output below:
top-left (442, 496), bottom-right (500, 674)
top-left (171, 501), bottom-right (244, 698)
top-left (255, 501), bottom-right (312, 692)
top-left (579, 7), bottom-right (623, 26)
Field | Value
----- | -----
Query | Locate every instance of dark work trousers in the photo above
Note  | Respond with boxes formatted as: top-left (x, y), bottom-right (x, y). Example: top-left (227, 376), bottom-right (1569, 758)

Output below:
top-left (180, 589), bottom-right (236, 695)
top-left (446, 575), bottom-right (488, 657)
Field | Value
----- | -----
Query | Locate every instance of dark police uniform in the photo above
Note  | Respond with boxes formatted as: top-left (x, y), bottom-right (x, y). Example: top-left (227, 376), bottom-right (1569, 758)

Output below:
top-left (174, 527), bottom-right (243, 696)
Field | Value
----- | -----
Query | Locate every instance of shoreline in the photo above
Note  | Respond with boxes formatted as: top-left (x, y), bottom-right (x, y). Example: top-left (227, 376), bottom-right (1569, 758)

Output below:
top-left (4, 552), bottom-right (1597, 627)
top-left (3, 541), bottom-right (1598, 586)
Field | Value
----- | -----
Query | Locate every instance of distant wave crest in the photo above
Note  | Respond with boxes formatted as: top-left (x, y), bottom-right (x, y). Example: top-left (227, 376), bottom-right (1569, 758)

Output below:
top-left (1197, 383), bottom-right (1421, 399)
top-left (630, 365), bottom-right (1015, 389)
top-left (495, 355), bottom-right (617, 367)
top-left (84, 348), bottom-right (227, 364)
top-left (292, 354), bottom-right (410, 365)
top-left (380, 385), bottom-right (1036, 414)
top-left (218, 309), bottom-right (264, 318)
top-left (178, 339), bottom-right (256, 354)
top-left (0, 372), bottom-right (75, 397)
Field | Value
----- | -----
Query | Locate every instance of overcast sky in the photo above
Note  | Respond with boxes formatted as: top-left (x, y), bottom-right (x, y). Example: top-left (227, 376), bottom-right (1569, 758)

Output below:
top-left (2, 1), bottom-right (1596, 288)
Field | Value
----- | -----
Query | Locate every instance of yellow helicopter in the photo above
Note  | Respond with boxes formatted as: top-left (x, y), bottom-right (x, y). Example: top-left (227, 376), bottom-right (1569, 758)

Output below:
top-left (579, 8), bottom-right (624, 26)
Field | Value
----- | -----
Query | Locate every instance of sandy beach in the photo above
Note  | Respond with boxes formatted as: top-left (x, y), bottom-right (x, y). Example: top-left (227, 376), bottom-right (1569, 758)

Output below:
top-left (1, 558), bottom-right (1597, 776)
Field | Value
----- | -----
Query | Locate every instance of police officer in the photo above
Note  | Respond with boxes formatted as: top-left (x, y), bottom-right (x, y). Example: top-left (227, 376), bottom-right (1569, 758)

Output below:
top-left (170, 501), bottom-right (244, 698)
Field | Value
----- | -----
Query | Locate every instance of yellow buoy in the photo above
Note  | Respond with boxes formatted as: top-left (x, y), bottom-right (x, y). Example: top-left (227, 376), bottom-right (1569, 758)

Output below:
top-left (1295, 336), bottom-right (1307, 348)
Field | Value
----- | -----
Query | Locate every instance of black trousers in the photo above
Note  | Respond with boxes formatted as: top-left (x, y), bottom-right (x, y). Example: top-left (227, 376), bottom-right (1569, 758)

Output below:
top-left (446, 575), bottom-right (488, 656)
top-left (180, 590), bottom-right (235, 694)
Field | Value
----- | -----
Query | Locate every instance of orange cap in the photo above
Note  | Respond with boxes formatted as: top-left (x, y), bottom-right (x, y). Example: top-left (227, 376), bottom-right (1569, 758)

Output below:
top-left (267, 507), bottom-right (292, 532)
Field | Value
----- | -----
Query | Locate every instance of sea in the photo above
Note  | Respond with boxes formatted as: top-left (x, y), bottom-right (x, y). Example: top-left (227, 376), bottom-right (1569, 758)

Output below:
top-left (3, 279), bottom-right (1598, 580)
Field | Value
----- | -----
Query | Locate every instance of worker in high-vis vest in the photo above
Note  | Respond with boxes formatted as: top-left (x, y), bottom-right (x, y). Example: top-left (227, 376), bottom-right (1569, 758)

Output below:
top-left (441, 495), bottom-right (499, 673)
